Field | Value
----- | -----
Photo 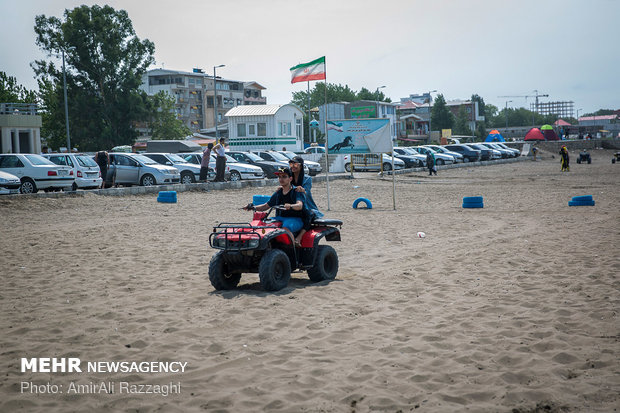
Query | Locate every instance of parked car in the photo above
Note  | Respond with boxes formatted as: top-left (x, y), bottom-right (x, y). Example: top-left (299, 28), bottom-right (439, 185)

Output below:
top-left (278, 150), bottom-right (322, 176)
top-left (43, 153), bottom-right (102, 190)
top-left (0, 170), bottom-right (21, 195)
top-left (0, 153), bottom-right (73, 194)
top-left (394, 147), bottom-right (427, 167)
top-left (423, 145), bottom-right (464, 163)
top-left (343, 153), bottom-right (405, 172)
top-left (175, 153), bottom-right (231, 181)
top-left (444, 144), bottom-right (482, 162)
top-left (494, 142), bottom-right (520, 157)
top-left (107, 153), bottom-right (180, 187)
top-left (211, 154), bottom-right (264, 181)
top-left (465, 144), bottom-right (494, 161)
top-left (253, 150), bottom-right (310, 175)
top-left (304, 146), bottom-right (326, 154)
top-left (392, 147), bottom-right (426, 167)
top-left (412, 147), bottom-right (455, 165)
top-left (479, 143), bottom-right (512, 159)
top-left (227, 151), bottom-right (283, 178)
top-left (142, 152), bottom-right (211, 183)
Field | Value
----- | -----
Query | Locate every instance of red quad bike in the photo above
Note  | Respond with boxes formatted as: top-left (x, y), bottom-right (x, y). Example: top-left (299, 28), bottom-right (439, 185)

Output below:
top-left (208, 205), bottom-right (342, 291)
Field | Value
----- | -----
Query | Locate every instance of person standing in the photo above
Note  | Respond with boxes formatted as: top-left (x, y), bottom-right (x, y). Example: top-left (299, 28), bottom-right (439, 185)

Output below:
top-left (95, 150), bottom-right (109, 188)
top-left (200, 142), bottom-right (213, 182)
top-left (560, 145), bottom-right (570, 172)
top-left (213, 138), bottom-right (227, 182)
top-left (426, 151), bottom-right (437, 176)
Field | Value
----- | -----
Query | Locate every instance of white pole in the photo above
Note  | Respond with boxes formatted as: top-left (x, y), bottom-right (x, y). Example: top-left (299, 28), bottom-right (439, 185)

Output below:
top-left (324, 71), bottom-right (330, 211)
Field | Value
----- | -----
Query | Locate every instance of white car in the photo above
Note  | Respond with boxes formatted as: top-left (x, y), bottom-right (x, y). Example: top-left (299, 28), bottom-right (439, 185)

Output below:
top-left (304, 146), bottom-right (326, 154)
top-left (142, 152), bottom-right (207, 184)
top-left (343, 153), bottom-right (405, 172)
top-left (0, 170), bottom-right (21, 195)
top-left (43, 153), bottom-right (102, 190)
top-left (209, 153), bottom-right (264, 181)
top-left (0, 153), bottom-right (73, 194)
top-left (412, 147), bottom-right (455, 165)
top-left (253, 151), bottom-right (311, 176)
top-left (278, 150), bottom-right (322, 176)
top-left (423, 145), bottom-right (464, 163)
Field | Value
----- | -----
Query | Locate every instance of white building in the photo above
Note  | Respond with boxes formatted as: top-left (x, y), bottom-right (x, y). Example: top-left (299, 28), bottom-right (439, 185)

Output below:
top-left (0, 103), bottom-right (42, 154)
top-left (226, 104), bottom-right (304, 151)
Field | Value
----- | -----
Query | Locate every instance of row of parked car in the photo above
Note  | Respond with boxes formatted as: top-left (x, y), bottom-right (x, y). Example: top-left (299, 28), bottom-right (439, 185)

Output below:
top-left (0, 150), bottom-right (324, 194)
top-left (342, 142), bottom-right (521, 172)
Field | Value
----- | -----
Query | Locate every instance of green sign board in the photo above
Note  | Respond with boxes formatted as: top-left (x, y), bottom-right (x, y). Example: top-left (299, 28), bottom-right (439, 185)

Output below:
top-left (350, 106), bottom-right (376, 119)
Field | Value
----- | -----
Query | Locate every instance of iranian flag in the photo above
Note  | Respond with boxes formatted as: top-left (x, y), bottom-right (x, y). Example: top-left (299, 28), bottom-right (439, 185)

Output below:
top-left (290, 56), bottom-right (326, 84)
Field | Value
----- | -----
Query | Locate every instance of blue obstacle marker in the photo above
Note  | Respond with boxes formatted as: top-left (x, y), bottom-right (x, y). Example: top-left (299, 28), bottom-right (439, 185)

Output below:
top-left (352, 197), bottom-right (372, 209)
top-left (462, 196), bottom-right (483, 209)
top-left (157, 191), bottom-right (177, 203)
top-left (253, 194), bottom-right (271, 205)
top-left (568, 195), bottom-right (595, 206)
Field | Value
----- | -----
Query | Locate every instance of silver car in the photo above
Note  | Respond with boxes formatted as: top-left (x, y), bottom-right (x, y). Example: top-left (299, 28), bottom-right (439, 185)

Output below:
top-left (142, 152), bottom-right (211, 184)
top-left (107, 153), bottom-right (180, 187)
top-left (0, 170), bottom-right (21, 195)
top-left (278, 150), bottom-right (322, 176)
top-left (424, 145), bottom-right (464, 163)
top-left (412, 147), bottom-right (455, 165)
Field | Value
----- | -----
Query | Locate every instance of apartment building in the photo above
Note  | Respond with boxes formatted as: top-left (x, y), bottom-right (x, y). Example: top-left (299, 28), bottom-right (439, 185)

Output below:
top-left (140, 69), bottom-right (266, 136)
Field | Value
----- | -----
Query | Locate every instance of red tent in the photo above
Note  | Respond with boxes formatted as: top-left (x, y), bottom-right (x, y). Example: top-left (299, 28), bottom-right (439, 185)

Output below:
top-left (542, 129), bottom-right (560, 141)
top-left (554, 119), bottom-right (571, 126)
top-left (524, 128), bottom-right (545, 141)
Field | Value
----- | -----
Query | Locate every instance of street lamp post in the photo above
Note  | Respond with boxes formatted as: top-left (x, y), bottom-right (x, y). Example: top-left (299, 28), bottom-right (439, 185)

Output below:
top-left (505, 100), bottom-right (512, 128)
top-left (427, 89), bottom-right (437, 140)
top-left (375, 85), bottom-right (386, 118)
top-left (61, 47), bottom-right (75, 152)
top-left (213, 64), bottom-right (225, 140)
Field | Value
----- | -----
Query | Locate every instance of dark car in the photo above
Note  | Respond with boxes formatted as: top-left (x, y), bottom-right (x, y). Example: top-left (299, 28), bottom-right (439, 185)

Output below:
top-left (392, 147), bottom-right (424, 167)
top-left (466, 144), bottom-right (493, 161)
top-left (444, 144), bottom-right (481, 162)
top-left (227, 151), bottom-right (281, 178)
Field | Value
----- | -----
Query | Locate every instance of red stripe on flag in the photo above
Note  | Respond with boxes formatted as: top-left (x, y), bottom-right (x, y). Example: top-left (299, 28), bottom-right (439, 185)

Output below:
top-left (291, 73), bottom-right (326, 84)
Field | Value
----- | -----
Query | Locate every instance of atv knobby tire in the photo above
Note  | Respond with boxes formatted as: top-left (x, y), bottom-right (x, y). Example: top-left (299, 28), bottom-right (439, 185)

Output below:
top-left (258, 249), bottom-right (291, 291)
top-left (209, 251), bottom-right (242, 290)
top-left (308, 245), bottom-right (339, 282)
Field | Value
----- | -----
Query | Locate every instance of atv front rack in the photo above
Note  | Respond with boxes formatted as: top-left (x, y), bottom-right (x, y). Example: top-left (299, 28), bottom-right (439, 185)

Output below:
top-left (209, 222), bottom-right (276, 251)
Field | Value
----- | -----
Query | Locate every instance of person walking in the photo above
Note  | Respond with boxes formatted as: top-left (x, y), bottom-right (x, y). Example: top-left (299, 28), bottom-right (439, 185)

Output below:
top-left (200, 142), bottom-right (213, 182)
top-left (213, 138), bottom-right (227, 182)
top-left (426, 151), bottom-right (437, 176)
top-left (560, 145), bottom-right (570, 172)
top-left (94, 150), bottom-right (109, 188)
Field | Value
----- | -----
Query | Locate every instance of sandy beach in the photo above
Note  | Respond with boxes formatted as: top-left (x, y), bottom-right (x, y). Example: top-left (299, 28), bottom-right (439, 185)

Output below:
top-left (1, 149), bottom-right (618, 412)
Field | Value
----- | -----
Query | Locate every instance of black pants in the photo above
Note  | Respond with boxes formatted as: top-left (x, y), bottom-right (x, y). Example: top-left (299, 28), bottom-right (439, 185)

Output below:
top-left (199, 166), bottom-right (209, 182)
top-left (215, 157), bottom-right (226, 182)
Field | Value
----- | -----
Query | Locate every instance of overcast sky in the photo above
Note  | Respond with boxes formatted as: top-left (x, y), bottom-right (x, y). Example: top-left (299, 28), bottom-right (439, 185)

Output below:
top-left (2, 0), bottom-right (619, 115)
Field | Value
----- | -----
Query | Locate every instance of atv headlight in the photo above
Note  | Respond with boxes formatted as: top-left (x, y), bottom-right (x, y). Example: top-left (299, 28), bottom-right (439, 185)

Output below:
top-left (247, 239), bottom-right (259, 248)
top-left (215, 238), bottom-right (227, 247)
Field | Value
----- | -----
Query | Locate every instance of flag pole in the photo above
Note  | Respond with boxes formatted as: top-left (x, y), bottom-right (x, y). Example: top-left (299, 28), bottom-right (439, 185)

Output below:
top-left (324, 64), bottom-right (330, 211)
top-left (307, 81), bottom-right (311, 147)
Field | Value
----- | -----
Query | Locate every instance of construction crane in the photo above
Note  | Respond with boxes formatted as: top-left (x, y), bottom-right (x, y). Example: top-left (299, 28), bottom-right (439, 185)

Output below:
top-left (498, 90), bottom-right (549, 113)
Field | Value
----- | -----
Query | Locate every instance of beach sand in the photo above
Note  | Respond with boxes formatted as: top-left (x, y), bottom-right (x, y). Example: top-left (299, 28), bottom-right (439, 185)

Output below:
top-left (1, 150), bottom-right (618, 412)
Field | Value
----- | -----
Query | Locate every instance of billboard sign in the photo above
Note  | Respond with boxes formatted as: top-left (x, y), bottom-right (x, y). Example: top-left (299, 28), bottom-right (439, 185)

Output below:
top-left (350, 106), bottom-right (376, 119)
top-left (326, 119), bottom-right (391, 154)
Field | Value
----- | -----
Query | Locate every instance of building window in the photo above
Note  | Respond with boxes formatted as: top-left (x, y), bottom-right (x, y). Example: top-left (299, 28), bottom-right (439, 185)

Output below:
top-left (296, 119), bottom-right (302, 138)
top-left (237, 123), bottom-right (246, 137)
top-left (257, 123), bottom-right (266, 136)
top-left (279, 122), bottom-right (292, 136)
top-left (248, 124), bottom-right (256, 136)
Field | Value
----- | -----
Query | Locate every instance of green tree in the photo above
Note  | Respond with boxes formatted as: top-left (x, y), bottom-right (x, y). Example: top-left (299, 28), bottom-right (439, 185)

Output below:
top-left (453, 106), bottom-right (470, 135)
top-left (145, 91), bottom-right (191, 140)
top-left (32, 4), bottom-right (155, 151)
top-left (291, 82), bottom-right (391, 113)
top-left (0, 72), bottom-right (38, 103)
top-left (430, 94), bottom-right (454, 131)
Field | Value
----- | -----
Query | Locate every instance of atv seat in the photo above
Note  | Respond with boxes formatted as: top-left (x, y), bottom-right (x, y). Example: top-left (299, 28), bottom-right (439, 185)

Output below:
top-left (311, 218), bottom-right (343, 227)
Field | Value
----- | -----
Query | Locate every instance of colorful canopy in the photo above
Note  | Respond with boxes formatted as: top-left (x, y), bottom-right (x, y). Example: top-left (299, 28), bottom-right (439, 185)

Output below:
top-left (541, 124), bottom-right (553, 130)
top-left (554, 119), bottom-right (571, 126)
